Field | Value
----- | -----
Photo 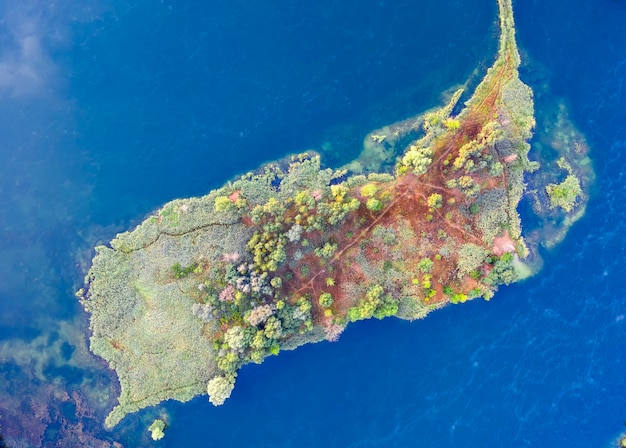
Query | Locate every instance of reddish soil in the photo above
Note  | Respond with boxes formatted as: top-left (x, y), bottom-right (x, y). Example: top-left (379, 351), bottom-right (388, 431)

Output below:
top-left (264, 50), bottom-right (519, 326)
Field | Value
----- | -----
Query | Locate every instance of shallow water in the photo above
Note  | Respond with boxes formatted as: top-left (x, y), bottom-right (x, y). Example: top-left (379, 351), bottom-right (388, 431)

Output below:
top-left (0, 0), bottom-right (625, 446)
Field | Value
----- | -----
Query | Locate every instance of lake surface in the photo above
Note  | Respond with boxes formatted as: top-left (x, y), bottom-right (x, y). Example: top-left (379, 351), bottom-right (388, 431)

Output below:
top-left (0, 0), bottom-right (625, 446)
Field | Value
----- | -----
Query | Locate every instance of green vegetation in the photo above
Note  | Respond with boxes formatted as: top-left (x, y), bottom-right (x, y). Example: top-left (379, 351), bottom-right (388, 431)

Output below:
top-left (207, 375), bottom-right (236, 406)
top-left (546, 158), bottom-right (582, 212)
top-left (484, 253), bottom-right (517, 286)
top-left (443, 118), bottom-right (461, 130)
top-left (427, 193), bottom-right (443, 209)
top-left (318, 293), bottom-right (334, 308)
top-left (457, 244), bottom-right (488, 277)
top-left (417, 258), bottom-right (434, 273)
top-left (366, 198), bottom-right (383, 211)
top-left (214, 196), bottom-right (234, 212)
top-left (315, 242), bottom-right (338, 259)
top-left (148, 419), bottom-right (166, 441)
top-left (80, 0), bottom-right (592, 430)
top-left (361, 183), bottom-right (378, 197)
top-left (347, 285), bottom-right (399, 321)
top-left (172, 262), bottom-right (198, 279)
top-left (399, 145), bottom-right (433, 176)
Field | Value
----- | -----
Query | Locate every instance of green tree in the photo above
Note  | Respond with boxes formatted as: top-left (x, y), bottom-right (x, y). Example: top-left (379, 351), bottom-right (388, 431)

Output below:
top-left (417, 258), bottom-right (434, 273)
top-left (366, 198), bottom-right (383, 211)
top-left (148, 419), bottom-right (166, 441)
top-left (361, 183), bottom-right (378, 197)
top-left (318, 292), bottom-right (334, 308)
top-left (546, 175), bottom-right (582, 212)
top-left (427, 193), bottom-right (443, 209)
top-left (315, 242), bottom-right (338, 259)
top-left (214, 196), bottom-right (234, 212)
top-left (207, 375), bottom-right (235, 406)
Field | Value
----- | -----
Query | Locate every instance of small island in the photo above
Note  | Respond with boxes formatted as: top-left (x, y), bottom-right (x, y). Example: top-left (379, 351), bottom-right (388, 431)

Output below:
top-left (79, 0), bottom-right (591, 428)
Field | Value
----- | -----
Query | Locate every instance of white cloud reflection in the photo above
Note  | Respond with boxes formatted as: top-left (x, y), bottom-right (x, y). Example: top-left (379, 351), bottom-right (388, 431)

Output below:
top-left (0, 1), bottom-right (101, 98)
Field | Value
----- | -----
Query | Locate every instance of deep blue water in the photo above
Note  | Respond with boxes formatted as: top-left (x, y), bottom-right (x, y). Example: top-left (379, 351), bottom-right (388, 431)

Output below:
top-left (0, 0), bottom-right (625, 446)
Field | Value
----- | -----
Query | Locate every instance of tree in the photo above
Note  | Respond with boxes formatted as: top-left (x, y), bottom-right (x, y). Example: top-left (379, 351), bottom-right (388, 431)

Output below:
top-left (417, 258), bottom-right (434, 273)
top-left (207, 375), bottom-right (235, 406)
top-left (263, 316), bottom-right (283, 339)
top-left (246, 304), bottom-right (274, 326)
top-left (315, 242), bottom-right (338, 259)
top-left (214, 196), bottom-right (234, 212)
top-left (224, 326), bottom-right (247, 352)
top-left (318, 292), bottom-right (334, 308)
top-left (148, 419), bottom-right (166, 441)
top-left (361, 183), bottom-right (378, 197)
top-left (216, 350), bottom-right (240, 374)
top-left (546, 175), bottom-right (581, 212)
top-left (366, 198), bottom-right (383, 211)
top-left (427, 193), bottom-right (443, 209)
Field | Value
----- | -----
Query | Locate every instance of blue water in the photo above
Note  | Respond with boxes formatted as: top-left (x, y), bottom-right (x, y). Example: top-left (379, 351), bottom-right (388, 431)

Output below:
top-left (0, 0), bottom-right (625, 446)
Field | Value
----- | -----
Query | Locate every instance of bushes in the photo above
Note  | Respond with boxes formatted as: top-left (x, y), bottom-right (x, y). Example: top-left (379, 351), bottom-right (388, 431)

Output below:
top-left (214, 196), bottom-right (234, 212)
top-left (457, 243), bottom-right (488, 277)
top-left (484, 253), bottom-right (517, 286)
top-left (171, 262), bottom-right (198, 279)
top-left (347, 284), bottom-right (398, 321)
top-left (216, 351), bottom-right (241, 374)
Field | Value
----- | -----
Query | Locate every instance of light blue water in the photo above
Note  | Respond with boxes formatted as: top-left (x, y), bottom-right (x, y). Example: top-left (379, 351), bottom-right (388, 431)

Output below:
top-left (0, 0), bottom-right (625, 446)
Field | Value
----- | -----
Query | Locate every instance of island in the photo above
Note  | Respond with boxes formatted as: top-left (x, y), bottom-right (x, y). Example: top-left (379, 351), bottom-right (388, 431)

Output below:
top-left (79, 0), bottom-right (592, 428)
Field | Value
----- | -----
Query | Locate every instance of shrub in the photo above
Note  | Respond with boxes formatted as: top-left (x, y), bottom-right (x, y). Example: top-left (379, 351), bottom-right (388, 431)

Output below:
top-left (401, 145), bottom-right (433, 175)
top-left (347, 284), bottom-right (398, 321)
top-left (450, 293), bottom-right (468, 304)
top-left (484, 254), bottom-right (517, 286)
top-left (250, 349), bottom-right (265, 364)
top-left (286, 224), bottom-right (303, 242)
top-left (444, 118), bottom-right (461, 130)
top-left (172, 262), bottom-right (197, 279)
top-left (458, 176), bottom-right (474, 189)
top-left (251, 331), bottom-right (269, 350)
